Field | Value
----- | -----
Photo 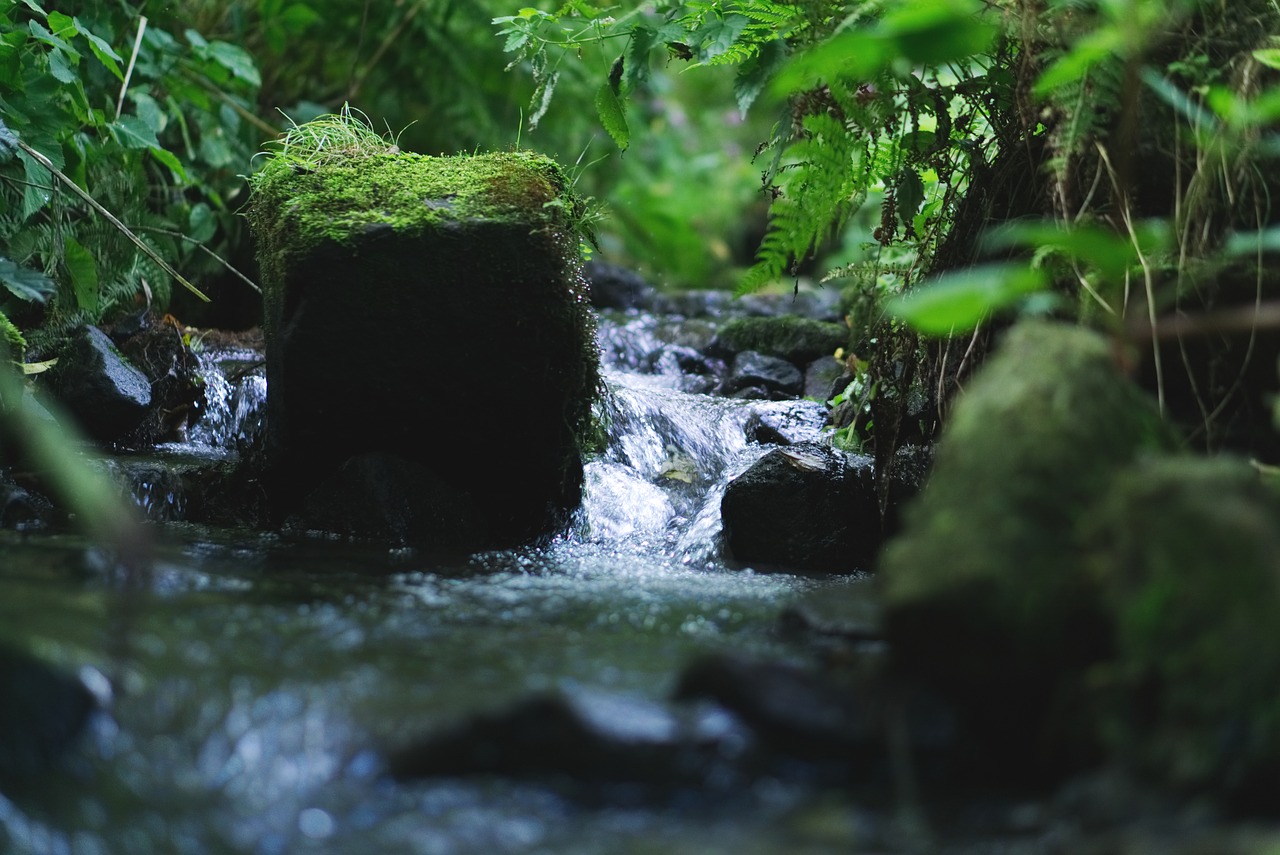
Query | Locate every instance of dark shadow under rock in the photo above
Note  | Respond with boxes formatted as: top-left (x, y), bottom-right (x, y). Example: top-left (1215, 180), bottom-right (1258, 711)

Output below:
top-left (585, 260), bottom-right (653, 310)
top-left (721, 442), bottom-right (879, 573)
top-left (288, 452), bottom-right (486, 548)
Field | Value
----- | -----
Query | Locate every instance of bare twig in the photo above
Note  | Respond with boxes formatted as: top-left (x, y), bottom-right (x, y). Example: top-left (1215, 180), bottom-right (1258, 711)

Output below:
top-left (115, 16), bottom-right (148, 121)
top-left (136, 226), bottom-right (261, 293)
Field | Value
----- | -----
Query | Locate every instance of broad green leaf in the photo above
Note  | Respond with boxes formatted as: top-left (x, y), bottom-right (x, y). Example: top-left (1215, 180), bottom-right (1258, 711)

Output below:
top-left (693, 13), bottom-right (748, 62)
top-left (894, 168), bottom-right (925, 228)
top-left (47, 47), bottom-right (76, 83)
top-left (280, 4), bottom-right (322, 31)
top-left (623, 25), bottom-right (655, 94)
top-left (0, 256), bottom-right (56, 302)
top-left (887, 263), bottom-right (1047, 335)
top-left (46, 11), bottom-right (77, 37)
top-left (208, 41), bottom-right (261, 88)
top-left (188, 202), bottom-right (216, 243)
top-left (18, 150), bottom-right (52, 219)
top-left (1033, 29), bottom-right (1124, 95)
top-left (1253, 48), bottom-right (1280, 70)
top-left (28, 21), bottom-right (77, 56)
top-left (983, 220), bottom-right (1170, 283)
top-left (1223, 226), bottom-right (1280, 257)
top-left (149, 146), bottom-right (188, 181)
top-left (63, 236), bottom-right (99, 314)
top-left (131, 92), bottom-right (166, 133)
top-left (595, 81), bottom-right (629, 151)
top-left (733, 38), bottom-right (786, 116)
top-left (110, 115), bottom-right (160, 149)
top-left (77, 17), bottom-right (123, 80)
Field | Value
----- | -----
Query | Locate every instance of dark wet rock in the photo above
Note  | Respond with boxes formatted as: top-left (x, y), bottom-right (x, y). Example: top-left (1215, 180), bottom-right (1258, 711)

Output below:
top-left (0, 641), bottom-right (96, 790)
top-left (743, 411), bottom-right (792, 445)
top-left (804, 356), bottom-right (847, 401)
top-left (44, 325), bottom-right (151, 443)
top-left (673, 653), bottom-right (873, 758)
top-left (585, 260), bottom-right (653, 310)
top-left (879, 321), bottom-right (1178, 778)
top-left (721, 442), bottom-right (879, 573)
top-left (248, 150), bottom-right (598, 549)
top-left (709, 316), bottom-right (848, 365)
top-left (117, 317), bottom-right (206, 445)
top-left (288, 452), bottom-right (486, 547)
top-left (389, 684), bottom-right (748, 797)
top-left (721, 351), bottom-right (803, 399)
top-left (0, 471), bottom-right (55, 531)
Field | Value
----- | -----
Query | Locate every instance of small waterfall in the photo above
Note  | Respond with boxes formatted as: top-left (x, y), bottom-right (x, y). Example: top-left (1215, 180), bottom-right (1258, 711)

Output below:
top-left (580, 312), bottom-right (831, 565)
top-left (186, 348), bottom-right (267, 452)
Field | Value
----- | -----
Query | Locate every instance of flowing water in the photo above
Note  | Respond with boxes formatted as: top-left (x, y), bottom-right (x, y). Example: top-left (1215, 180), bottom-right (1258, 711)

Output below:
top-left (0, 313), bottom-right (873, 854)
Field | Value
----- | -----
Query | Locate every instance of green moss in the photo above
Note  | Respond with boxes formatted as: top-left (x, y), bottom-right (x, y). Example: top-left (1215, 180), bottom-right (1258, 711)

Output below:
top-left (879, 321), bottom-right (1178, 762)
top-left (1086, 456), bottom-right (1280, 791)
top-left (714, 315), bottom-right (848, 364)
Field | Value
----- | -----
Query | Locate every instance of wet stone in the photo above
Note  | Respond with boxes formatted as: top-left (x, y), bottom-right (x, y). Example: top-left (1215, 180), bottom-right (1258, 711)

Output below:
top-left (0, 641), bottom-right (96, 791)
top-left (721, 443), bottom-right (880, 573)
top-left (44, 325), bottom-right (152, 444)
top-left (722, 351), bottom-right (803, 399)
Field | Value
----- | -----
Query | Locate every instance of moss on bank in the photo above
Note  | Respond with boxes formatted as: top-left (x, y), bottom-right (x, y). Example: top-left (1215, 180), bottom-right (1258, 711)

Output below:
top-left (712, 316), bottom-right (848, 365)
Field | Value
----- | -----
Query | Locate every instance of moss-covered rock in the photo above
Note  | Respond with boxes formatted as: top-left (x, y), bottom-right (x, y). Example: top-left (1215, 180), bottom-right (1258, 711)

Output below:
top-left (247, 149), bottom-right (599, 547)
top-left (879, 321), bottom-right (1178, 771)
top-left (1085, 456), bottom-right (1280, 797)
top-left (711, 316), bottom-right (848, 366)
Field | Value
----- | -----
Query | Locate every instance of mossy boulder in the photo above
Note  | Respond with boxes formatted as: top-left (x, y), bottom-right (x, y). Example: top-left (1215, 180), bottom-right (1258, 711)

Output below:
top-left (1085, 456), bottom-right (1280, 798)
top-left (247, 149), bottom-right (599, 547)
top-left (710, 316), bottom-right (848, 366)
top-left (879, 321), bottom-right (1178, 771)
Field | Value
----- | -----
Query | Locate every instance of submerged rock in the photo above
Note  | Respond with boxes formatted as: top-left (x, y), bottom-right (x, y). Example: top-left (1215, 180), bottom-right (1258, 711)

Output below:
top-left (721, 442), bottom-right (879, 573)
top-left (0, 642), bottom-right (96, 791)
top-left (879, 321), bottom-right (1178, 775)
top-left (247, 148), bottom-right (599, 548)
top-left (44, 325), bottom-right (151, 444)
top-left (388, 684), bottom-right (745, 799)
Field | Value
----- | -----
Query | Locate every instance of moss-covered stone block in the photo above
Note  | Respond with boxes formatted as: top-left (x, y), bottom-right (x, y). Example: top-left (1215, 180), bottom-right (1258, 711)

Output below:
top-left (879, 321), bottom-right (1177, 768)
top-left (247, 149), bottom-right (599, 547)
top-left (711, 316), bottom-right (848, 366)
top-left (1086, 456), bottom-right (1280, 796)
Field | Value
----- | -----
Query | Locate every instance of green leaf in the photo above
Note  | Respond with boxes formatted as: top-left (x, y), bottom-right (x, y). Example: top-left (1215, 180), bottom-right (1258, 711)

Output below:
top-left (47, 47), bottom-right (76, 83)
top-left (894, 168), bottom-right (925, 228)
top-left (0, 256), bottom-right (56, 303)
top-left (148, 145), bottom-right (188, 181)
top-left (63, 236), bottom-right (99, 314)
top-left (46, 11), bottom-right (77, 37)
top-left (983, 221), bottom-right (1170, 283)
top-left (188, 202), bottom-right (216, 243)
top-left (18, 150), bottom-right (52, 219)
top-left (1253, 48), bottom-right (1280, 70)
top-left (110, 115), bottom-right (161, 149)
top-left (28, 20), bottom-right (77, 56)
top-left (693, 13), bottom-right (748, 62)
top-left (595, 81), bottom-right (629, 151)
top-left (887, 263), bottom-right (1047, 335)
top-left (208, 41), bottom-right (261, 88)
top-left (1033, 29), bottom-right (1125, 95)
top-left (77, 17), bottom-right (123, 80)
top-left (733, 38), bottom-right (787, 116)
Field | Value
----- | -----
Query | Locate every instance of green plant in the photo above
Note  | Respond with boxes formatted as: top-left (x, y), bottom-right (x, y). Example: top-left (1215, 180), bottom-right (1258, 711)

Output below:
top-left (0, 1), bottom-right (264, 344)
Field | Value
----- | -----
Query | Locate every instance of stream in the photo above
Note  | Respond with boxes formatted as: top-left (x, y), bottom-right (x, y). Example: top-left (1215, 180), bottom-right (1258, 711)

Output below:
top-left (0, 309), bottom-right (878, 855)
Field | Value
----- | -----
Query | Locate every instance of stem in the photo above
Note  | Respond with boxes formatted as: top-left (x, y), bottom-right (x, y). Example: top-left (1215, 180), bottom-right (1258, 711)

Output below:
top-left (115, 16), bottom-right (147, 121)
